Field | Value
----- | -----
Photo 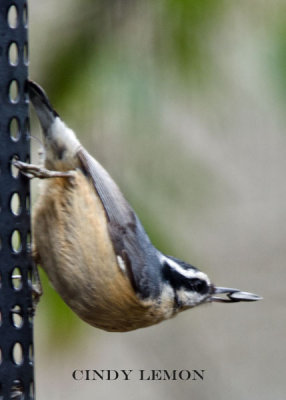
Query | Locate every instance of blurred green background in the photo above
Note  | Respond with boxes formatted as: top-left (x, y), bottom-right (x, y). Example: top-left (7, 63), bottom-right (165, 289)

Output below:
top-left (28, 0), bottom-right (286, 399)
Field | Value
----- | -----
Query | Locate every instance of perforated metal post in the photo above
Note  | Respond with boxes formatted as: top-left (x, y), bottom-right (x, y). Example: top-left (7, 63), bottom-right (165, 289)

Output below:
top-left (0, 1), bottom-right (35, 399)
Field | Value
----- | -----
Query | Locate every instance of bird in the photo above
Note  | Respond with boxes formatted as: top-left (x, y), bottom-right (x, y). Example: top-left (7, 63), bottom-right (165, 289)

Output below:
top-left (14, 80), bottom-right (262, 332)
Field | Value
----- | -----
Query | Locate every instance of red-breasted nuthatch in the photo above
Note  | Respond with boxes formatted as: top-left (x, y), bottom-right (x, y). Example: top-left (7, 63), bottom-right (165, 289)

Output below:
top-left (15, 81), bottom-right (262, 332)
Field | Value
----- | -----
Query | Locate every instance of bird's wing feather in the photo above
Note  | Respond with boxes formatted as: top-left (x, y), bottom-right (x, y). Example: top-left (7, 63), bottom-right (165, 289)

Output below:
top-left (77, 147), bottom-right (134, 226)
top-left (77, 147), bottom-right (162, 298)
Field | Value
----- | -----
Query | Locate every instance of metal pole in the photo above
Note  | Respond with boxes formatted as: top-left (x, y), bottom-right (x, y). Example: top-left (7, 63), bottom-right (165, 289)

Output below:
top-left (0, 0), bottom-right (34, 399)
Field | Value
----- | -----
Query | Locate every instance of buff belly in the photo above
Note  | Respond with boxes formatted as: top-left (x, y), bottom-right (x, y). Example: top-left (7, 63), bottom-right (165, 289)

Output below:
top-left (32, 171), bottom-right (173, 331)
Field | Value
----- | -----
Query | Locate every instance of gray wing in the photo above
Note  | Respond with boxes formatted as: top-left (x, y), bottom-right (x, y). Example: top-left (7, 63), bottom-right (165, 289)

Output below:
top-left (77, 147), bottom-right (162, 299)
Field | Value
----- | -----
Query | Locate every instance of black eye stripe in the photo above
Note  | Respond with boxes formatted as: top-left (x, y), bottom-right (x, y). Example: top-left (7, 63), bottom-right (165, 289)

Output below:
top-left (162, 263), bottom-right (208, 294)
top-left (185, 278), bottom-right (209, 294)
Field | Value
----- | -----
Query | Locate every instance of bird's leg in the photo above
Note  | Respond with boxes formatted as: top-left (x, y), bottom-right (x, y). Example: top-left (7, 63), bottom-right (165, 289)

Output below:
top-left (30, 262), bottom-right (43, 311)
top-left (13, 160), bottom-right (75, 180)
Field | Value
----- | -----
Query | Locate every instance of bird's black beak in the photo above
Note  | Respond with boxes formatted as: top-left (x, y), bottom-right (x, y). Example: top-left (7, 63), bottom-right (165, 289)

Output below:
top-left (211, 286), bottom-right (263, 303)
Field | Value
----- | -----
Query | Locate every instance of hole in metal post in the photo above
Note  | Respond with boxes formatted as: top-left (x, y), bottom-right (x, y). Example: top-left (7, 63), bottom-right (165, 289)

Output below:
top-left (8, 42), bottom-right (19, 66)
top-left (9, 118), bottom-right (21, 141)
top-left (10, 379), bottom-right (24, 400)
top-left (11, 267), bottom-right (23, 290)
top-left (10, 193), bottom-right (21, 216)
top-left (24, 117), bottom-right (30, 139)
top-left (8, 80), bottom-right (20, 104)
top-left (24, 81), bottom-right (29, 103)
top-left (25, 193), bottom-right (30, 212)
top-left (26, 231), bottom-right (31, 252)
top-left (23, 3), bottom-right (28, 27)
top-left (23, 42), bottom-right (28, 65)
top-left (27, 266), bottom-right (32, 286)
top-left (29, 344), bottom-right (33, 363)
top-left (12, 342), bottom-right (23, 365)
top-left (11, 155), bottom-right (20, 178)
top-left (11, 305), bottom-right (24, 329)
top-left (7, 5), bottom-right (18, 29)
top-left (11, 231), bottom-right (22, 253)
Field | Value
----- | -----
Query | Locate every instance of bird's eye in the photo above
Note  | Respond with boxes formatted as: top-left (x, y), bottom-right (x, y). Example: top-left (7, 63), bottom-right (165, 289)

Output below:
top-left (189, 279), bottom-right (208, 294)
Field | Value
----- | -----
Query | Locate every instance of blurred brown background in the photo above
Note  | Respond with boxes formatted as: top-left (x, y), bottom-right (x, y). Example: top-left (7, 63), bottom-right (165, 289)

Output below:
top-left (28, 1), bottom-right (285, 399)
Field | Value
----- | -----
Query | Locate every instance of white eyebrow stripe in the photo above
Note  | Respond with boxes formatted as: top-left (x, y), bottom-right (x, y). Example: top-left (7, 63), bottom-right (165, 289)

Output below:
top-left (160, 255), bottom-right (211, 284)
